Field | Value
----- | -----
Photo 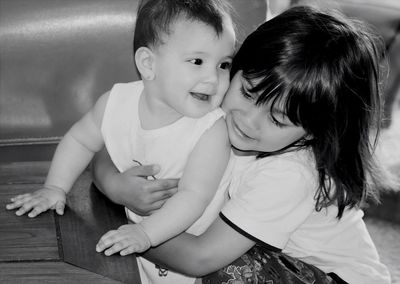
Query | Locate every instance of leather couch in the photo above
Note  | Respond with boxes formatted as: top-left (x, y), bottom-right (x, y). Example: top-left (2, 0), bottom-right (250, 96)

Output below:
top-left (0, 0), bottom-right (266, 162)
top-left (0, 0), bottom-right (399, 162)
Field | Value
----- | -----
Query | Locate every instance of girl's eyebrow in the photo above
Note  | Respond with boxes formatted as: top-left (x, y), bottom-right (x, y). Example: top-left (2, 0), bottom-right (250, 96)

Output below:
top-left (270, 107), bottom-right (288, 119)
top-left (241, 77), bottom-right (255, 89)
top-left (245, 76), bottom-right (254, 85)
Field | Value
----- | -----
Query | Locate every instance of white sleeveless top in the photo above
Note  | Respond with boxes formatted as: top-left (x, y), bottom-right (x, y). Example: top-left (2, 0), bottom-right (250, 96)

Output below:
top-left (101, 81), bottom-right (233, 284)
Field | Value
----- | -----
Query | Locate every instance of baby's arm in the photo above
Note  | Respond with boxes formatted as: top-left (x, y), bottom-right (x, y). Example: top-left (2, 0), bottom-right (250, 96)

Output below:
top-left (6, 92), bottom-right (109, 217)
top-left (96, 118), bottom-right (231, 255)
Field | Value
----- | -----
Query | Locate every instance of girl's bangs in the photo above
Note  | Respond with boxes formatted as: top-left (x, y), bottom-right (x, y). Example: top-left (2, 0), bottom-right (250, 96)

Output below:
top-left (243, 70), bottom-right (304, 126)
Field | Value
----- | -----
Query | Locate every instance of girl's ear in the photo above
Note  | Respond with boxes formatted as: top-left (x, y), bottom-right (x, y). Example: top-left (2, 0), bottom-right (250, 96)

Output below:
top-left (304, 134), bottom-right (314, 141)
top-left (135, 47), bottom-right (155, 81)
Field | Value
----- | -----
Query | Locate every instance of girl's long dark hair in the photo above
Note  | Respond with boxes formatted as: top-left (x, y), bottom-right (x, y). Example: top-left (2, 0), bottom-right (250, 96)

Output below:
top-left (231, 6), bottom-right (386, 218)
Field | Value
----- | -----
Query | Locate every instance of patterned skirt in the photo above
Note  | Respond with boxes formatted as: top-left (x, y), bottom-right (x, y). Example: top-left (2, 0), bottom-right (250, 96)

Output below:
top-left (202, 245), bottom-right (345, 284)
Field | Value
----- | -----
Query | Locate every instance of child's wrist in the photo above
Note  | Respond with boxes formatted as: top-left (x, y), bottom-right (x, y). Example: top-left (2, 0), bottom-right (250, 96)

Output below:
top-left (43, 184), bottom-right (67, 195)
top-left (136, 223), bottom-right (153, 248)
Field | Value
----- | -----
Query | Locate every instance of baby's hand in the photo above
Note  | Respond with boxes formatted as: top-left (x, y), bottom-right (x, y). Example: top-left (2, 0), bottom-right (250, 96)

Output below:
top-left (5, 186), bottom-right (66, 217)
top-left (96, 224), bottom-right (151, 256)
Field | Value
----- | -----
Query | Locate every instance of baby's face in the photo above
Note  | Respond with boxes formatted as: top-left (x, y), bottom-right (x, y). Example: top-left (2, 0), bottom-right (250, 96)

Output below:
top-left (151, 16), bottom-right (236, 118)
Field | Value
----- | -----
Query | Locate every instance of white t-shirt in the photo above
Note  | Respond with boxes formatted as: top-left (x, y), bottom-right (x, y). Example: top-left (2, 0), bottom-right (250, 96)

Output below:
top-left (221, 149), bottom-right (391, 284)
top-left (101, 81), bottom-right (233, 284)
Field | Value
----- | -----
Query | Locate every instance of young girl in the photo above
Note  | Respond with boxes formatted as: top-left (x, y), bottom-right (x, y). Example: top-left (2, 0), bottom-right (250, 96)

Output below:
top-left (6, 0), bottom-right (236, 280)
top-left (95, 6), bottom-right (391, 283)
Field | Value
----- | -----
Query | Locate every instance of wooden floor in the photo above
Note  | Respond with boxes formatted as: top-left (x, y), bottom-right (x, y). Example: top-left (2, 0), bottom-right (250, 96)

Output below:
top-left (0, 162), bottom-right (141, 284)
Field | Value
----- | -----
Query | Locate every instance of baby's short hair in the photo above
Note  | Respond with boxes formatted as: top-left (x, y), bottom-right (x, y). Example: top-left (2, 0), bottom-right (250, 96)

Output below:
top-left (133, 0), bottom-right (233, 54)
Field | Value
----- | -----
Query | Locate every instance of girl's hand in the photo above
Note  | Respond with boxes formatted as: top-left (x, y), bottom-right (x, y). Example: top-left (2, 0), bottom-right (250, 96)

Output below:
top-left (5, 186), bottom-right (67, 217)
top-left (115, 165), bottom-right (179, 215)
top-left (96, 224), bottom-right (151, 256)
top-left (92, 148), bottom-right (179, 216)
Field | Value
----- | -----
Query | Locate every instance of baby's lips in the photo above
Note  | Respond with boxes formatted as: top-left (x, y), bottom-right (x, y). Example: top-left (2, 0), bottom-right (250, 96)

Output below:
top-left (190, 92), bottom-right (211, 101)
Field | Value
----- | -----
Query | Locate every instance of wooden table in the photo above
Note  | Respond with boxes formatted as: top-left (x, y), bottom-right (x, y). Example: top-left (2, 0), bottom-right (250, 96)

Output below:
top-left (0, 162), bottom-right (141, 284)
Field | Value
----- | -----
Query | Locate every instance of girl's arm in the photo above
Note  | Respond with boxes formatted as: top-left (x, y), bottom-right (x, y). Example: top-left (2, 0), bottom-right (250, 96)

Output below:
top-left (92, 148), bottom-right (179, 216)
top-left (6, 92), bottom-right (109, 217)
top-left (141, 158), bottom-right (314, 276)
top-left (142, 216), bottom-right (255, 277)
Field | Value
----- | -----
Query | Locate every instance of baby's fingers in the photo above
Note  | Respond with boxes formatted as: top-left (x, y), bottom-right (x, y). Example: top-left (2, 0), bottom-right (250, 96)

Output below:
top-left (6, 194), bottom-right (32, 210)
top-left (11, 196), bottom-right (48, 217)
top-left (120, 246), bottom-right (138, 256)
top-left (27, 201), bottom-right (51, 218)
top-left (96, 230), bottom-right (120, 252)
top-left (55, 201), bottom-right (66, 215)
top-left (9, 193), bottom-right (31, 203)
top-left (15, 202), bottom-right (35, 216)
top-left (104, 242), bottom-right (128, 256)
top-left (17, 198), bottom-right (49, 217)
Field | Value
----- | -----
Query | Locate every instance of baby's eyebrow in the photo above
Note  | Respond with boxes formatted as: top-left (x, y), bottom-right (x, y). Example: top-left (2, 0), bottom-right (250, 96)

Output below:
top-left (186, 51), bottom-right (207, 56)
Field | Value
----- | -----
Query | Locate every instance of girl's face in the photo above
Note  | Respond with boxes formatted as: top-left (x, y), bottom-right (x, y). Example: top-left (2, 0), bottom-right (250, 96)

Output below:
top-left (222, 71), bottom-right (307, 155)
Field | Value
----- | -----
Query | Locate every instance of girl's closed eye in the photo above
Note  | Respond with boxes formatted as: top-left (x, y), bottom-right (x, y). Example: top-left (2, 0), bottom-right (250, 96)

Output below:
top-left (240, 86), bottom-right (255, 100)
top-left (270, 114), bottom-right (286, 128)
top-left (269, 108), bottom-right (295, 128)
top-left (239, 82), bottom-right (289, 128)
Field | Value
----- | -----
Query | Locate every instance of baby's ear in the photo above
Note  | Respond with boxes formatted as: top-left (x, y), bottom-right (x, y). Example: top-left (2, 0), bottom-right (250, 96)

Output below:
top-left (135, 47), bottom-right (155, 81)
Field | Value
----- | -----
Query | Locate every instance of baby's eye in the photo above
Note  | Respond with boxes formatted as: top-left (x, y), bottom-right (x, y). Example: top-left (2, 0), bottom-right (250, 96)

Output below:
top-left (219, 61), bottom-right (232, 70)
top-left (189, 58), bottom-right (203, 65)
